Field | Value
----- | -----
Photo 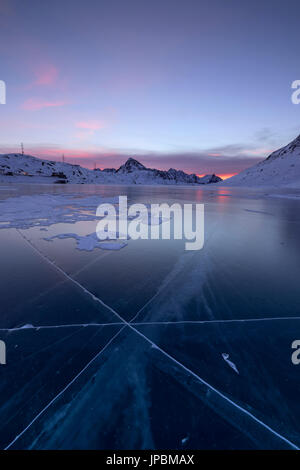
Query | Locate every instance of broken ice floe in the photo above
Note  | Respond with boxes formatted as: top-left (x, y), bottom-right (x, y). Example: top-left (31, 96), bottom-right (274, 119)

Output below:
top-left (0, 193), bottom-right (171, 231)
top-left (0, 193), bottom-right (119, 230)
top-left (0, 192), bottom-right (173, 252)
top-left (44, 232), bottom-right (127, 251)
top-left (221, 353), bottom-right (239, 374)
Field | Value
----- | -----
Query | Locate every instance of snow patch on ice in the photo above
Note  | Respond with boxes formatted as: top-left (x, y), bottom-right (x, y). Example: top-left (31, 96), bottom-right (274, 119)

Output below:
top-left (44, 232), bottom-right (127, 251)
top-left (222, 353), bottom-right (239, 374)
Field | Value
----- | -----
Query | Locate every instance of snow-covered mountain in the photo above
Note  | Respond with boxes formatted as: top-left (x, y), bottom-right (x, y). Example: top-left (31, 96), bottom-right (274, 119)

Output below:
top-left (0, 154), bottom-right (222, 185)
top-left (112, 158), bottom-right (222, 184)
top-left (223, 134), bottom-right (300, 188)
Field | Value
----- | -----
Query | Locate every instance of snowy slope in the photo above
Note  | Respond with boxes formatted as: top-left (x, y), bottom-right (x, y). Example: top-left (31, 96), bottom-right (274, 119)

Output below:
top-left (223, 134), bottom-right (300, 188)
top-left (0, 154), bottom-right (222, 185)
top-left (0, 153), bottom-right (97, 184)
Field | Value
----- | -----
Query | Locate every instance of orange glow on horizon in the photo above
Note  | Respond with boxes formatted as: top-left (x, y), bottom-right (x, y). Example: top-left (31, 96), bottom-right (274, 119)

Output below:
top-left (196, 173), bottom-right (237, 180)
top-left (218, 173), bottom-right (237, 180)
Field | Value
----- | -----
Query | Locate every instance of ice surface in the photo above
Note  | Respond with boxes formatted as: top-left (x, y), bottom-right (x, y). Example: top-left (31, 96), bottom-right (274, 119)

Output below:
top-left (1, 183), bottom-right (300, 449)
top-left (0, 324), bottom-right (122, 449)
top-left (135, 320), bottom-right (300, 449)
top-left (4, 327), bottom-right (297, 450)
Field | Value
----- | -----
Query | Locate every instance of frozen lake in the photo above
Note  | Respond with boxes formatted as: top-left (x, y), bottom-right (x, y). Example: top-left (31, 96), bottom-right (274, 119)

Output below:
top-left (0, 182), bottom-right (300, 449)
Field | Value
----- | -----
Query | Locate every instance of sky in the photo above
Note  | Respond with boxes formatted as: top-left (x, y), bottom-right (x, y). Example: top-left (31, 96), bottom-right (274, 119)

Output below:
top-left (0, 0), bottom-right (300, 178)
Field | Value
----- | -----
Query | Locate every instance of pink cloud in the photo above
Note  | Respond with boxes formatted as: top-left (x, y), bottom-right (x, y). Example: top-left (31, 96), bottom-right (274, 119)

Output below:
top-left (22, 98), bottom-right (68, 111)
top-left (76, 120), bottom-right (106, 131)
top-left (75, 120), bottom-right (107, 139)
top-left (241, 148), bottom-right (272, 157)
top-left (34, 65), bottom-right (58, 86)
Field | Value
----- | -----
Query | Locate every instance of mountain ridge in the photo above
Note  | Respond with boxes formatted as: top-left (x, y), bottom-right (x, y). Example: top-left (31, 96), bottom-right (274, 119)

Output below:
top-left (0, 153), bottom-right (222, 186)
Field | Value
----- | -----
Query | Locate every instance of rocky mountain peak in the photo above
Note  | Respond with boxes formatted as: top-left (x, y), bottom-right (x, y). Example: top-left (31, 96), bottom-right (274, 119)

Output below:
top-left (118, 158), bottom-right (146, 173)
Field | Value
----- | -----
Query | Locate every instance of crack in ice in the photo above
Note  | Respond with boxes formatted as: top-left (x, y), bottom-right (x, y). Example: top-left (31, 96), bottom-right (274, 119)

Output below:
top-left (2, 316), bottom-right (300, 334)
top-left (4, 229), bottom-right (299, 451)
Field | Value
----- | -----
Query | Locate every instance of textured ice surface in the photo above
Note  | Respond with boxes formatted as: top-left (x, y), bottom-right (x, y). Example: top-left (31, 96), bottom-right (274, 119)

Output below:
top-left (1, 183), bottom-right (300, 449)
top-left (3, 327), bottom-right (297, 450)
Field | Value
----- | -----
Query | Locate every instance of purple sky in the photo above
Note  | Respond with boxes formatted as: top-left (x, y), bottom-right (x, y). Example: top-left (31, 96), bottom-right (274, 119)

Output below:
top-left (0, 0), bottom-right (300, 178)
